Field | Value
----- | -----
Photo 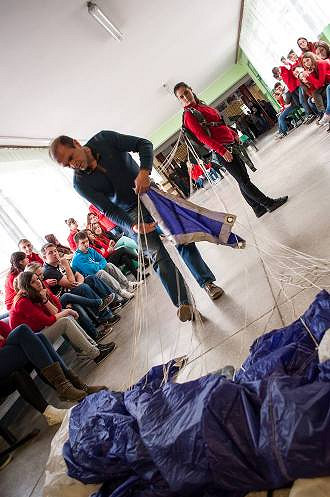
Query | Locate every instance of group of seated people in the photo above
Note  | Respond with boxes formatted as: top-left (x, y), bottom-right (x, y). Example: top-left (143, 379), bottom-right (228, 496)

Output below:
top-left (272, 36), bottom-right (330, 137)
top-left (0, 208), bottom-right (148, 429)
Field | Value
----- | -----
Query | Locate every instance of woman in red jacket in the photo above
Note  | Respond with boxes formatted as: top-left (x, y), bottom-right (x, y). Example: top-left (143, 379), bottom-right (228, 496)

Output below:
top-left (297, 37), bottom-right (317, 54)
top-left (174, 82), bottom-right (288, 218)
top-left (302, 52), bottom-right (330, 124)
top-left (10, 271), bottom-right (115, 364)
top-left (4, 251), bottom-right (29, 310)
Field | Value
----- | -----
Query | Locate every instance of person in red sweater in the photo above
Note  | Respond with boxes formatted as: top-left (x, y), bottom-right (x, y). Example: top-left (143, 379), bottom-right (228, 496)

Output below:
top-left (315, 41), bottom-right (330, 61)
top-left (10, 271), bottom-right (116, 365)
top-left (18, 239), bottom-right (43, 265)
top-left (65, 218), bottom-right (79, 251)
top-left (297, 37), bottom-right (317, 55)
top-left (174, 82), bottom-right (288, 218)
top-left (4, 251), bottom-right (29, 310)
top-left (88, 205), bottom-right (117, 233)
top-left (302, 52), bottom-right (330, 118)
top-left (273, 57), bottom-right (313, 120)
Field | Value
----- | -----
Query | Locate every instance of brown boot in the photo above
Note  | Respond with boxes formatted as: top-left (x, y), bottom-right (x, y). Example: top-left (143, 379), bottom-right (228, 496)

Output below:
top-left (41, 363), bottom-right (86, 402)
top-left (65, 369), bottom-right (107, 394)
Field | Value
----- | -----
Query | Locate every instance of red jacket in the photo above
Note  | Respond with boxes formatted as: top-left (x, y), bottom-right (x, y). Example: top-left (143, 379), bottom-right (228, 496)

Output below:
top-left (307, 60), bottom-right (330, 89)
top-left (280, 66), bottom-right (299, 92)
top-left (275, 95), bottom-right (286, 111)
top-left (4, 271), bottom-right (19, 310)
top-left (67, 230), bottom-right (77, 251)
top-left (27, 252), bottom-right (43, 265)
top-left (89, 205), bottom-right (116, 232)
top-left (183, 103), bottom-right (237, 157)
top-left (0, 321), bottom-right (11, 349)
top-left (10, 292), bottom-right (61, 332)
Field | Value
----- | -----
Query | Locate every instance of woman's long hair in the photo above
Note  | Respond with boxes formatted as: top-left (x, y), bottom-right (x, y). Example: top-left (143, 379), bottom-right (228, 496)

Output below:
top-left (90, 222), bottom-right (111, 244)
top-left (13, 271), bottom-right (44, 305)
top-left (302, 52), bottom-right (318, 73)
top-left (315, 40), bottom-right (330, 59)
top-left (9, 251), bottom-right (26, 275)
top-left (297, 37), bottom-right (314, 53)
top-left (173, 82), bottom-right (204, 105)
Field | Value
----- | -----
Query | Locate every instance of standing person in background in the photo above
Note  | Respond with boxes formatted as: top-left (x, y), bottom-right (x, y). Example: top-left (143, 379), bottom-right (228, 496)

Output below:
top-left (174, 82), bottom-right (288, 218)
top-left (4, 252), bottom-right (29, 310)
top-left (18, 239), bottom-right (43, 265)
top-left (65, 218), bottom-right (79, 251)
top-left (49, 132), bottom-right (225, 322)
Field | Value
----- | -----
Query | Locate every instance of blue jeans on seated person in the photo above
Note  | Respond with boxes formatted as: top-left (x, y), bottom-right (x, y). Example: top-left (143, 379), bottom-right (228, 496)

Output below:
top-left (60, 283), bottom-right (114, 337)
top-left (278, 105), bottom-right (294, 134)
top-left (326, 84), bottom-right (330, 114)
top-left (84, 274), bottom-right (117, 299)
top-left (0, 325), bottom-right (69, 378)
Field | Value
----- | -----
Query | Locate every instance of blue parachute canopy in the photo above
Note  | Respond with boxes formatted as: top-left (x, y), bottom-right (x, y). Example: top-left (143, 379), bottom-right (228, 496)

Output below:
top-left (64, 290), bottom-right (330, 497)
top-left (142, 187), bottom-right (245, 248)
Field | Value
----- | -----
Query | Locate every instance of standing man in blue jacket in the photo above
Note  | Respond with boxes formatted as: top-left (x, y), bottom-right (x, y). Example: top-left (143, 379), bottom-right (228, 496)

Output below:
top-left (50, 130), bottom-right (224, 321)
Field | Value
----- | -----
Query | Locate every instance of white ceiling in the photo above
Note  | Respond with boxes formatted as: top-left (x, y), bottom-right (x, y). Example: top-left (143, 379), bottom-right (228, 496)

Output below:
top-left (0, 0), bottom-right (241, 145)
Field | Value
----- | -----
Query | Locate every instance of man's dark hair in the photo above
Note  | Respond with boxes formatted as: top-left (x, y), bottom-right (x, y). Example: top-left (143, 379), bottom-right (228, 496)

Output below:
top-left (274, 82), bottom-right (283, 90)
top-left (49, 135), bottom-right (75, 162)
top-left (74, 230), bottom-right (89, 245)
top-left (40, 242), bottom-right (57, 257)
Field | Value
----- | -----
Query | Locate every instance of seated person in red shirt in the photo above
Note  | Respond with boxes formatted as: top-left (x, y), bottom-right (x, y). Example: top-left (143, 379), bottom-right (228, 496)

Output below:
top-left (18, 238), bottom-right (43, 265)
top-left (297, 36), bottom-right (317, 55)
top-left (10, 271), bottom-right (116, 365)
top-left (65, 217), bottom-right (79, 251)
top-left (302, 52), bottom-right (330, 117)
top-left (4, 251), bottom-right (29, 310)
top-left (273, 83), bottom-right (295, 138)
top-left (315, 41), bottom-right (330, 61)
top-left (0, 320), bottom-right (107, 419)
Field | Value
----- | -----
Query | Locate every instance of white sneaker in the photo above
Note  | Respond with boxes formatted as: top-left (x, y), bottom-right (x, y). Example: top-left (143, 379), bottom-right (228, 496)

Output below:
top-left (128, 281), bottom-right (144, 291)
top-left (120, 289), bottom-right (135, 299)
top-left (43, 405), bottom-right (68, 426)
top-left (318, 113), bottom-right (330, 126)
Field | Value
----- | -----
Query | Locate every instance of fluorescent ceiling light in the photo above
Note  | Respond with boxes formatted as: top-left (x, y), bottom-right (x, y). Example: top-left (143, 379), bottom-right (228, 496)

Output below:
top-left (87, 2), bottom-right (123, 41)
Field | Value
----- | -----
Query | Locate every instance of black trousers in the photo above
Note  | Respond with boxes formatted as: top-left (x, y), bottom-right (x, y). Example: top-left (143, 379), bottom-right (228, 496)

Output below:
top-left (107, 246), bottom-right (138, 278)
top-left (6, 370), bottom-right (47, 413)
top-left (225, 152), bottom-right (272, 213)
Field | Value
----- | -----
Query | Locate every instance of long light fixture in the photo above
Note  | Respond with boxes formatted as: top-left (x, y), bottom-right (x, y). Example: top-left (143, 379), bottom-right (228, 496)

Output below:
top-left (87, 1), bottom-right (123, 41)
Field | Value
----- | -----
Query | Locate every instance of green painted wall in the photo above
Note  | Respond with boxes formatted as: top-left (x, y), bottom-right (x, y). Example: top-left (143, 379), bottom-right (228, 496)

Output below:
top-left (320, 23), bottom-right (330, 42)
top-left (149, 63), bottom-right (248, 149)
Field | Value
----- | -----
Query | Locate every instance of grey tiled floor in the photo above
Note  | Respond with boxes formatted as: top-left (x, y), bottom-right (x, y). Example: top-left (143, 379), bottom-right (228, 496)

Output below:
top-left (1, 123), bottom-right (330, 497)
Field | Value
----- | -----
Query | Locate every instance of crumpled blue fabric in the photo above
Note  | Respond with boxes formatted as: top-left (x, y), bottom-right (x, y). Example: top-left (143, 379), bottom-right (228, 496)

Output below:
top-left (63, 290), bottom-right (330, 497)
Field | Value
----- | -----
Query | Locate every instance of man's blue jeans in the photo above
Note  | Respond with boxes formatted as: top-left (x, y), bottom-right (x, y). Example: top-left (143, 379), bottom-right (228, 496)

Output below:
top-left (128, 205), bottom-right (215, 307)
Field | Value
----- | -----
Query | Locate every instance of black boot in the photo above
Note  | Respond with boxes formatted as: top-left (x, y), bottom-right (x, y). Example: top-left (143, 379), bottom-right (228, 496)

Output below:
top-left (266, 196), bottom-right (288, 212)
